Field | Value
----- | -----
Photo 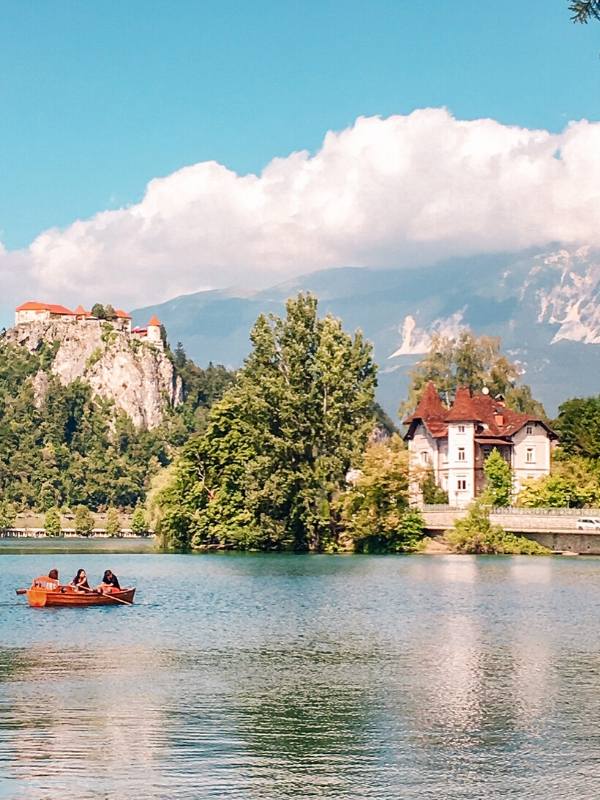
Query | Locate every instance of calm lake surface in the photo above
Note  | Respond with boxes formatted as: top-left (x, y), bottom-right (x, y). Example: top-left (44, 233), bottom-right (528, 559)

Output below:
top-left (2, 552), bottom-right (600, 799)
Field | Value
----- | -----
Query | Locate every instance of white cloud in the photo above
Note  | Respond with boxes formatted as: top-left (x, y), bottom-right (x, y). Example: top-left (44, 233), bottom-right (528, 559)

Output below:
top-left (2, 108), bottom-right (600, 310)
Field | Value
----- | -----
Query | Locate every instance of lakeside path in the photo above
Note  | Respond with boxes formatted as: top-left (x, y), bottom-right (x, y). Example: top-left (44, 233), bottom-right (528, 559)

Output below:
top-left (3, 552), bottom-right (600, 798)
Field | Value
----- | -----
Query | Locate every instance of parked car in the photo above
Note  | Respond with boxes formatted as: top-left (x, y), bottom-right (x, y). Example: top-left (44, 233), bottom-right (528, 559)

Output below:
top-left (576, 518), bottom-right (600, 530)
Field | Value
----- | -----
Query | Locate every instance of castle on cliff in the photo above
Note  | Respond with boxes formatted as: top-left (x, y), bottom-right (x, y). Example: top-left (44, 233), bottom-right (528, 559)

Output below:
top-left (14, 301), bottom-right (163, 347)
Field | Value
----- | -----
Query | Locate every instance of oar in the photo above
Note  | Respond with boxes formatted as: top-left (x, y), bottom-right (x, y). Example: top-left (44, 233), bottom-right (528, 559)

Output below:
top-left (78, 585), bottom-right (133, 606)
top-left (15, 588), bottom-right (27, 595)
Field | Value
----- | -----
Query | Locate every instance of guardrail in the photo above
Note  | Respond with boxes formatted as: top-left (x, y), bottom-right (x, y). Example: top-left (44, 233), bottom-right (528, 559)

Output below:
top-left (422, 504), bottom-right (600, 516)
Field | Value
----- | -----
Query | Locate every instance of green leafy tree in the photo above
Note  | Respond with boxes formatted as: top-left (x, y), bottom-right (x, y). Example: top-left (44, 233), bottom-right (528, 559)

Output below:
top-left (482, 448), bottom-right (512, 507)
top-left (555, 396), bottom-right (600, 459)
top-left (420, 467), bottom-right (449, 505)
top-left (44, 506), bottom-right (62, 536)
top-left (131, 504), bottom-right (148, 535)
top-left (401, 331), bottom-right (545, 419)
top-left (104, 304), bottom-right (117, 320)
top-left (0, 500), bottom-right (15, 530)
top-left (337, 435), bottom-right (424, 552)
top-left (74, 505), bottom-right (94, 536)
top-left (105, 507), bottom-right (122, 537)
top-left (570, 1), bottom-right (600, 23)
top-left (158, 294), bottom-right (377, 551)
top-left (91, 303), bottom-right (106, 319)
top-left (446, 501), bottom-right (549, 554)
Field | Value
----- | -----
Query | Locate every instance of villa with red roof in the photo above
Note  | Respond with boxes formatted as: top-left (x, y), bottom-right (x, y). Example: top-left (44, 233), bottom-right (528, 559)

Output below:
top-left (403, 382), bottom-right (557, 507)
top-left (14, 302), bottom-right (163, 346)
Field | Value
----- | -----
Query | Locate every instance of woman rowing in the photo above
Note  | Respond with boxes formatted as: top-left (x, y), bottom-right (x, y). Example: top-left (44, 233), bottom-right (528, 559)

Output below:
top-left (70, 568), bottom-right (90, 591)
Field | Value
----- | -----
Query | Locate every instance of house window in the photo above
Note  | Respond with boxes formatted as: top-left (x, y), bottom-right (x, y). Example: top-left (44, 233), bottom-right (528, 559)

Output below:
top-left (526, 425), bottom-right (533, 435)
top-left (458, 447), bottom-right (466, 461)
top-left (457, 478), bottom-right (467, 491)
top-left (526, 447), bottom-right (535, 464)
top-left (420, 451), bottom-right (430, 465)
top-left (458, 425), bottom-right (465, 433)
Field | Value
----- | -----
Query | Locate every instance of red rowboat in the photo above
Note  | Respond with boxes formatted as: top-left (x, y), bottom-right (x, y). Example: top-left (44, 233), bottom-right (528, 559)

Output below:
top-left (26, 585), bottom-right (135, 607)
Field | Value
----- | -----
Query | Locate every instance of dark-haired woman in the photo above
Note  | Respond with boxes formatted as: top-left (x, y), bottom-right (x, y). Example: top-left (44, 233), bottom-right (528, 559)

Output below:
top-left (70, 568), bottom-right (90, 591)
top-left (97, 569), bottom-right (121, 592)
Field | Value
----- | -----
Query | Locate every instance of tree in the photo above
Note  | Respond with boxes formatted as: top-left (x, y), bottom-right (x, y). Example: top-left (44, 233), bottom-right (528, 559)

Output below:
top-left (44, 506), bottom-right (62, 536)
top-left (570, 1), bottom-right (600, 23)
top-left (336, 435), bottom-right (425, 552)
top-left (482, 448), bottom-right (512, 507)
top-left (420, 467), bottom-right (449, 505)
top-left (91, 303), bottom-right (106, 319)
top-left (105, 507), bottom-right (122, 537)
top-left (104, 304), bottom-right (117, 320)
top-left (446, 500), bottom-right (548, 555)
top-left (0, 500), bottom-right (15, 530)
top-left (555, 396), bottom-right (600, 459)
top-left (131, 504), bottom-right (148, 535)
top-left (158, 294), bottom-right (377, 551)
top-left (400, 331), bottom-right (545, 419)
top-left (74, 505), bottom-right (94, 537)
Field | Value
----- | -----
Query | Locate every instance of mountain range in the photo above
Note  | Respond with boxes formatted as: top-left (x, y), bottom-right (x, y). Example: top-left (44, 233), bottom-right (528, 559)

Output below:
top-left (133, 245), bottom-right (600, 420)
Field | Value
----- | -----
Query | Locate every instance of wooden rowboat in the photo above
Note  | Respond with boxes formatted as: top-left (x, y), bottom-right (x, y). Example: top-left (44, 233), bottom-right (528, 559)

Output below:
top-left (26, 586), bottom-right (135, 608)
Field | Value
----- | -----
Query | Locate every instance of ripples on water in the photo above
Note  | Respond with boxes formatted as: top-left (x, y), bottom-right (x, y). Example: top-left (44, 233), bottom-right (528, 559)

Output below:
top-left (2, 553), bottom-right (600, 798)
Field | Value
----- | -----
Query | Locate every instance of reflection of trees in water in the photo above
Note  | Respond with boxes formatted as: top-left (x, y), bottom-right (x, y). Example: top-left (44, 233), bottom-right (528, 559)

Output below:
top-left (0, 645), bottom-right (172, 797)
top-left (189, 642), bottom-right (386, 798)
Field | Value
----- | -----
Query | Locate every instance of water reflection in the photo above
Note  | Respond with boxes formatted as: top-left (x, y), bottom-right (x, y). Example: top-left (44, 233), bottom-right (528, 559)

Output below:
top-left (2, 554), bottom-right (600, 798)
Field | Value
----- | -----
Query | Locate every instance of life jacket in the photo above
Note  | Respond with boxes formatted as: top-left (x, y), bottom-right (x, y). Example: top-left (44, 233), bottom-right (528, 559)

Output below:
top-left (32, 576), bottom-right (59, 590)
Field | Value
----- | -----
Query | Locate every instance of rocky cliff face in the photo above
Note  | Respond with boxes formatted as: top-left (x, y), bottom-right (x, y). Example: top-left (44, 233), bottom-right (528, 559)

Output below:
top-left (5, 319), bottom-right (182, 428)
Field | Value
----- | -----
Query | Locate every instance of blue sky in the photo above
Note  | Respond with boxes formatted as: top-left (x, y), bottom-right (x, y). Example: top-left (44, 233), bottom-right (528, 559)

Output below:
top-left (0, 0), bottom-right (598, 250)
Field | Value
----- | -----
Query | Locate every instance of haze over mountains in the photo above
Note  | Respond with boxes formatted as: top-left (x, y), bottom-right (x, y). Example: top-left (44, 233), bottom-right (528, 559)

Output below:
top-left (133, 246), bottom-right (600, 419)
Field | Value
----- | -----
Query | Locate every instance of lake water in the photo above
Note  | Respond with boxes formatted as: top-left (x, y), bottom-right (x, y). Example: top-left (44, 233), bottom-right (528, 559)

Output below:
top-left (2, 552), bottom-right (600, 799)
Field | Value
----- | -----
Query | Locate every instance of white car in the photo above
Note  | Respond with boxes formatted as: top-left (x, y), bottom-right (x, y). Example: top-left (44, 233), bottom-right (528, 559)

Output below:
top-left (576, 517), bottom-right (600, 530)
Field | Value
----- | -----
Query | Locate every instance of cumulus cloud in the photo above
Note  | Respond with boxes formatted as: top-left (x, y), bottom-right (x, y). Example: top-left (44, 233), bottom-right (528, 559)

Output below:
top-left (2, 108), bottom-right (600, 310)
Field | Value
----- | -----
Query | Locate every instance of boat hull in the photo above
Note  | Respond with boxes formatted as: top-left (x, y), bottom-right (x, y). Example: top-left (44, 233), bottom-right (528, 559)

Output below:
top-left (26, 586), bottom-right (135, 607)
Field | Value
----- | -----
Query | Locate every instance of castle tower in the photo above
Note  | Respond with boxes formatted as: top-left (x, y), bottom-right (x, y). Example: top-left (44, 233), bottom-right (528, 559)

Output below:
top-left (146, 315), bottom-right (163, 345)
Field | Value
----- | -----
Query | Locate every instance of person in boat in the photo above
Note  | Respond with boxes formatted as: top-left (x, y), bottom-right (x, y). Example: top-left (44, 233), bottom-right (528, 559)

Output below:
top-left (97, 569), bottom-right (121, 593)
top-left (32, 569), bottom-right (60, 590)
top-left (70, 568), bottom-right (90, 591)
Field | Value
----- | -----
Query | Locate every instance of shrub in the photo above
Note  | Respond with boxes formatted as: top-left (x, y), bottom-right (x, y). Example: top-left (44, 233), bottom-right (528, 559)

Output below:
top-left (446, 500), bottom-right (550, 555)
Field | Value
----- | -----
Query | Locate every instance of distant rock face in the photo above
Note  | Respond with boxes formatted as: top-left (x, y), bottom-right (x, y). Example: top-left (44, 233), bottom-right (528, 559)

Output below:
top-left (5, 319), bottom-right (182, 428)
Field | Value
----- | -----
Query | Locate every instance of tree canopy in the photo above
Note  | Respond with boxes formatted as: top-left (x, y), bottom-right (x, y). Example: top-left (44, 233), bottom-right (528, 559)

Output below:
top-left (570, 1), bottom-right (600, 23)
top-left (400, 331), bottom-right (546, 419)
top-left (158, 294), bottom-right (377, 551)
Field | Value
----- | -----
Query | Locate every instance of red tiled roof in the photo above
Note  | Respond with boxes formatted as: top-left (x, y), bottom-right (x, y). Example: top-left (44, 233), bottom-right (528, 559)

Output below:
top-left (147, 315), bottom-right (161, 327)
top-left (403, 381), bottom-right (446, 424)
top-left (16, 301), bottom-right (76, 315)
top-left (444, 387), bottom-right (482, 422)
top-left (115, 309), bottom-right (131, 319)
top-left (404, 383), bottom-right (557, 442)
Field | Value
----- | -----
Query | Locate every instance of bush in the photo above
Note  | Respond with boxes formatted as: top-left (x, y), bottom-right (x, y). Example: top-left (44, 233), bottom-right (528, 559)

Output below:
top-left (446, 501), bottom-right (550, 555)
top-left (44, 506), bottom-right (62, 536)
top-left (74, 505), bottom-right (94, 537)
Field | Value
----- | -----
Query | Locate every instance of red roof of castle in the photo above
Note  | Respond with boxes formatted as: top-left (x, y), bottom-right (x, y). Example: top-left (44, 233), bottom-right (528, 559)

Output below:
top-left (147, 315), bottom-right (161, 327)
top-left (404, 384), bottom-right (556, 441)
top-left (16, 301), bottom-right (76, 315)
top-left (115, 309), bottom-right (131, 319)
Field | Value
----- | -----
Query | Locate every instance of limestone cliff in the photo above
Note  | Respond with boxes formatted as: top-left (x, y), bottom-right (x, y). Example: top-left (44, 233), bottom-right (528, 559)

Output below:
top-left (5, 319), bottom-right (182, 428)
